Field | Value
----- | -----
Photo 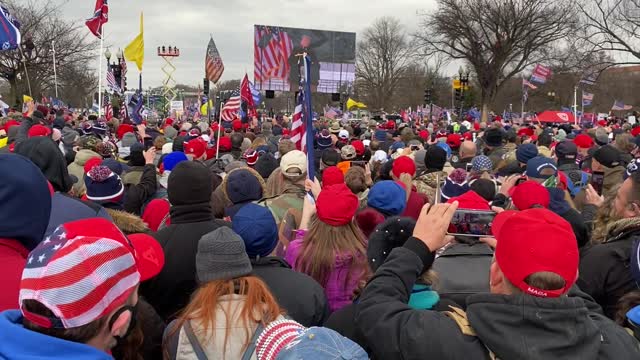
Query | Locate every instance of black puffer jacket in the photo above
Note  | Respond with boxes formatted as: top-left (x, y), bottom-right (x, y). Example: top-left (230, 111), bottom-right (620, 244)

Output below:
top-left (252, 257), bottom-right (330, 327)
top-left (578, 217), bottom-right (640, 319)
top-left (355, 238), bottom-right (640, 359)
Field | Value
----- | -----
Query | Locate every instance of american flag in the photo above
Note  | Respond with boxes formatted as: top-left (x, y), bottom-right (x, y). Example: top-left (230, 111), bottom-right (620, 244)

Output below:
top-left (104, 98), bottom-right (113, 120)
top-left (106, 65), bottom-right (120, 94)
top-left (522, 78), bottom-right (537, 90)
top-left (221, 90), bottom-right (241, 122)
top-left (205, 37), bottom-right (224, 84)
top-left (582, 92), bottom-right (594, 107)
top-left (612, 100), bottom-right (632, 111)
top-left (580, 72), bottom-right (597, 86)
top-left (120, 60), bottom-right (127, 90)
top-left (19, 225), bottom-right (139, 329)
top-left (254, 26), bottom-right (293, 84)
top-left (290, 55), bottom-right (315, 182)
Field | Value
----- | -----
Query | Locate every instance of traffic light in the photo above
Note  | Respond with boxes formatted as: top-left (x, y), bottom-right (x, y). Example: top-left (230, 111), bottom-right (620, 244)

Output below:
top-left (203, 78), bottom-right (210, 95)
top-left (424, 89), bottom-right (432, 104)
top-left (454, 88), bottom-right (462, 102)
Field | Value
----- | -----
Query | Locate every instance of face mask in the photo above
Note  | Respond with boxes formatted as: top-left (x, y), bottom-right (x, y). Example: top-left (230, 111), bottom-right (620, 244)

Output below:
top-left (109, 304), bottom-right (138, 344)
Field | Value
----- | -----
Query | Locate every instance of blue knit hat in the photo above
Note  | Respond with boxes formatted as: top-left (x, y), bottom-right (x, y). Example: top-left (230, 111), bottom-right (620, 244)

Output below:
top-left (367, 181), bottom-right (406, 216)
top-left (472, 155), bottom-right (493, 172)
top-left (163, 151), bottom-right (188, 172)
top-left (390, 141), bottom-right (406, 153)
top-left (84, 165), bottom-right (124, 201)
top-left (516, 143), bottom-right (539, 164)
top-left (374, 129), bottom-right (387, 141)
top-left (317, 129), bottom-right (333, 149)
top-left (232, 203), bottom-right (278, 258)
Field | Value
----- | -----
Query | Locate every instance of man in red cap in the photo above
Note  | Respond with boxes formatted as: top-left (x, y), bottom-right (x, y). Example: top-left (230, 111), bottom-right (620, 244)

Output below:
top-left (391, 156), bottom-right (427, 220)
top-left (356, 203), bottom-right (640, 359)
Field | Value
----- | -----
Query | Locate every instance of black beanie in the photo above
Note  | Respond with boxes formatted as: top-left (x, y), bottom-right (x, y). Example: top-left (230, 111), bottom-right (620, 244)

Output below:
top-left (367, 217), bottom-right (416, 271)
top-left (593, 145), bottom-right (622, 168)
top-left (172, 136), bottom-right (185, 152)
top-left (425, 146), bottom-right (447, 171)
top-left (254, 152), bottom-right (279, 179)
top-left (168, 161), bottom-right (213, 205)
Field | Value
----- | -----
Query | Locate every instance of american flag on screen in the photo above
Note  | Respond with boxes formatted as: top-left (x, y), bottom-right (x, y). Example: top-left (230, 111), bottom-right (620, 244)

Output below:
top-left (221, 89), bottom-right (241, 121)
top-left (254, 26), bottom-right (293, 83)
top-left (205, 37), bottom-right (224, 84)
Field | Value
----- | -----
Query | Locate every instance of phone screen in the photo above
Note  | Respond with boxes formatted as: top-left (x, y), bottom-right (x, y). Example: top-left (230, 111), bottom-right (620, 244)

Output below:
top-left (465, 163), bottom-right (473, 172)
top-left (591, 171), bottom-right (605, 195)
top-left (448, 209), bottom-right (496, 237)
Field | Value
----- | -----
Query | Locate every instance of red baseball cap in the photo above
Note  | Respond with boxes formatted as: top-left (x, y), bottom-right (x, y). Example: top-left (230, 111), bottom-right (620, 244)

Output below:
top-left (58, 218), bottom-right (164, 282)
top-left (184, 138), bottom-right (207, 159)
top-left (446, 134), bottom-right (462, 149)
top-left (27, 124), bottom-right (52, 138)
top-left (218, 136), bottom-right (232, 152)
top-left (573, 134), bottom-right (594, 149)
top-left (391, 156), bottom-right (416, 178)
top-left (351, 140), bottom-right (365, 156)
top-left (491, 208), bottom-right (578, 298)
top-left (232, 119), bottom-right (243, 132)
top-left (510, 181), bottom-right (550, 210)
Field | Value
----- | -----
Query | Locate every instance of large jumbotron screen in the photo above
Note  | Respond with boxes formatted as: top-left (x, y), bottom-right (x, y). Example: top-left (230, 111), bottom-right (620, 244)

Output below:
top-left (253, 25), bottom-right (356, 93)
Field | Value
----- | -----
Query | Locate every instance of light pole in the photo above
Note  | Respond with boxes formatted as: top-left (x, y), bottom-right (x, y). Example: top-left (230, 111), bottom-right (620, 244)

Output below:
top-left (458, 67), bottom-right (470, 118)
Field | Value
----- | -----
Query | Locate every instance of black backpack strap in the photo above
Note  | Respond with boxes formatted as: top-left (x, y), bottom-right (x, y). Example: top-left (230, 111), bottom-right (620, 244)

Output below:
top-left (241, 322), bottom-right (264, 360)
top-left (184, 320), bottom-right (210, 360)
top-left (163, 320), bottom-right (181, 360)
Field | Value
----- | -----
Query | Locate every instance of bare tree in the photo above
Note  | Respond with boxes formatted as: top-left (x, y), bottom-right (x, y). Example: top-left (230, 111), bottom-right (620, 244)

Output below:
top-left (356, 17), bottom-right (415, 111)
top-left (416, 0), bottom-right (576, 122)
top-left (578, 0), bottom-right (640, 64)
top-left (0, 0), bottom-right (97, 105)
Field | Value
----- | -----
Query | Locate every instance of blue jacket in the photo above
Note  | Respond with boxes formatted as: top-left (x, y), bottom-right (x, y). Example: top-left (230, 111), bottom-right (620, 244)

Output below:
top-left (45, 193), bottom-right (113, 237)
top-left (0, 310), bottom-right (113, 360)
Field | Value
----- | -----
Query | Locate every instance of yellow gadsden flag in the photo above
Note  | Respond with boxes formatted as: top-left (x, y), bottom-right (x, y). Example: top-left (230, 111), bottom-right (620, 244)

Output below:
top-left (23, 95), bottom-right (33, 103)
top-left (124, 12), bottom-right (144, 71)
top-left (346, 98), bottom-right (367, 110)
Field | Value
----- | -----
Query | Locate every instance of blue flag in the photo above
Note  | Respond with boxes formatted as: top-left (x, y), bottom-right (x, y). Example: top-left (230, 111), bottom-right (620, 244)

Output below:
top-left (302, 55), bottom-right (315, 181)
top-left (0, 6), bottom-right (20, 51)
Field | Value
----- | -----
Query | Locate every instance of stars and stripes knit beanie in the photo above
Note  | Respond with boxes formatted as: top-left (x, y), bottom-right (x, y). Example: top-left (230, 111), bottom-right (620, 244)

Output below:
top-left (19, 225), bottom-right (140, 329)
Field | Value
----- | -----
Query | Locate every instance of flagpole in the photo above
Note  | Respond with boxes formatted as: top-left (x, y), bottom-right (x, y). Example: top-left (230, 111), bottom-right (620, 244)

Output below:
top-left (521, 76), bottom-right (525, 122)
top-left (52, 41), bottom-right (59, 99)
top-left (216, 96), bottom-right (223, 159)
top-left (18, 47), bottom-right (32, 97)
top-left (98, 25), bottom-right (104, 116)
top-left (573, 86), bottom-right (578, 125)
top-left (581, 89), bottom-right (584, 122)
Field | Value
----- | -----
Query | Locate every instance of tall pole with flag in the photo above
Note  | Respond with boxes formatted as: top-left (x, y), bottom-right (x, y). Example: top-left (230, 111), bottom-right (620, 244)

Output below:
top-left (573, 86), bottom-right (578, 125)
top-left (85, 0), bottom-right (108, 116)
top-left (290, 53), bottom-right (315, 181)
top-left (124, 12), bottom-right (144, 92)
top-left (205, 35), bottom-right (224, 124)
top-left (52, 41), bottom-right (58, 98)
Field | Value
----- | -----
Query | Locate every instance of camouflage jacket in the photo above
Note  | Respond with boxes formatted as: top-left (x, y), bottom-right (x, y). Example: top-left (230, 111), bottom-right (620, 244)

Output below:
top-left (413, 170), bottom-right (447, 204)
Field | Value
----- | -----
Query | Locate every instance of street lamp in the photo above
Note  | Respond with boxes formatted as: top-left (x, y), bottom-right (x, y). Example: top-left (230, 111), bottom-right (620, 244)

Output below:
top-left (116, 48), bottom-right (123, 60)
top-left (458, 67), bottom-right (470, 117)
top-left (104, 47), bottom-right (112, 61)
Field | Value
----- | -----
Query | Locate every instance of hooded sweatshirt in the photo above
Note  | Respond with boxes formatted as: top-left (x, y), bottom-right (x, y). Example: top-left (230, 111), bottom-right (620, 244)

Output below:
top-left (0, 154), bottom-right (51, 311)
top-left (0, 311), bottom-right (112, 360)
top-left (14, 137), bottom-right (74, 193)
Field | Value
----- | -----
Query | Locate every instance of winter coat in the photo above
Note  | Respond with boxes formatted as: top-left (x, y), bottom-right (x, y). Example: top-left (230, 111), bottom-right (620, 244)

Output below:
top-left (112, 298), bottom-right (166, 360)
top-left (141, 203), bottom-right (230, 321)
top-left (547, 187), bottom-right (588, 247)
top-left (432, 242), bottom-right (493, 308)
top-left (498, 160), bottom-right (525, 177)
top-left (164, 294), bottom-right (287, 360)
top-left (123, 164), bottom-right (158, 215)
top-left (251, 256), bottom-right (330, 327)
top-left (285, 229), bottom-right (366, 312)
top-left (451, 157), bottom-right (473, 171)
top-left (46, 193), bottom-right (113, 237)
top-left (258, 184), bottom-right (305, 226)
top-left (401, 187), bottom-right (428, 220)
top-left (485, 146), bottom-right (507, 170)
top-left (105, 208), bottom-right (150, 234)
top-left (413, 170), bottom-right (447, 205)
top-left (0, 311), bottom-right (113, 360)
top-left (0, 240), bottom-right (29, 311)
top-left (67, 149), bottom-right (101, 196)
top-left (355, 238), bottom-right (640, 360)
top-left (14, 137), bottom-right (75, 194)
top-left (122, 165), bottom-right (146, 186)
top-left (578, 217), bottom-right (640, 319)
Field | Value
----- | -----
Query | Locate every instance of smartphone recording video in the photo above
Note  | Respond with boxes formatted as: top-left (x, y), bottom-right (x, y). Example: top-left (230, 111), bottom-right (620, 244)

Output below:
top-left (590, 171), bottom-right (604, 196)
top-left (447, 209), bottom-right (496, 237)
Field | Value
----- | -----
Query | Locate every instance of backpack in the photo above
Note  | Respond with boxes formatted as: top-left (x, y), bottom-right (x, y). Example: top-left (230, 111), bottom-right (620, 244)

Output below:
top-left (163, 319), bottom-right (263, 360)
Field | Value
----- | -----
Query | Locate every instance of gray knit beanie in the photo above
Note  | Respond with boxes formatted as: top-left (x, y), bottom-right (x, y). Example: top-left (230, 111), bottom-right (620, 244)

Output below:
top-left (164, 126), bottom-right (178, 140)
top-left (196, 227), bottom-right (252, 283)
top-left (121, 132), bottom-right (137, 148)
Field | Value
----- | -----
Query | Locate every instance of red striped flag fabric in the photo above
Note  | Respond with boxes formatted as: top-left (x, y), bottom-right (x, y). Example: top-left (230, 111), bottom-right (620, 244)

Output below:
top-left (290, 94), bottom-right (305, 151)
top-left (221, 90), bottom-right (241, 122)
top-left (106, 66), bottom-right (119, 94)
top-left (85, 0), bottom-right (109, 39)
top-left (19, 224), bottom-right (139, 329)
top-left (205, 37), bottom-right (224, 84)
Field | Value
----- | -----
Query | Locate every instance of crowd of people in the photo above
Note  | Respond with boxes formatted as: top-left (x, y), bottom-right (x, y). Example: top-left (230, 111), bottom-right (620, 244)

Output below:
top-left (0, 103), bottom-right (639, 359)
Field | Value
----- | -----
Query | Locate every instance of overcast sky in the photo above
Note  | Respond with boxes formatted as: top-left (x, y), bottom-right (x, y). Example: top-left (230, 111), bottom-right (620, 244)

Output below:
top-left (61, 0), bottom-right (436, 88)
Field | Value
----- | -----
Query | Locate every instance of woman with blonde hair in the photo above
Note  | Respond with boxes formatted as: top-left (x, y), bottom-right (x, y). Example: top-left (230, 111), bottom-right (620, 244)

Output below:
top-left (164, 227), bottom-right (284, 359)
top-left (286, 182), bottom-right (369, 312)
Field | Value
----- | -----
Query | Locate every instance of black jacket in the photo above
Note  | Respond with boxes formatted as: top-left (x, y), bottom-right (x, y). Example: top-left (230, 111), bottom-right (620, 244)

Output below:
top-left (432, 242), bottom-right (493, 307)
top-left (451, 156), bottom-right (473, 171)
top-left (498, 160), bottom-right (525, 177)
top-left (355, 237), bottom-right (640, 360)
top-left (252, 257), bottom-right (330, 327)
top-left (123, 164), bottom-right (158, 215)
top-left (141, 204), bottom-right (229, 321)
top-left (578, 218), bottom-right (640, 319)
